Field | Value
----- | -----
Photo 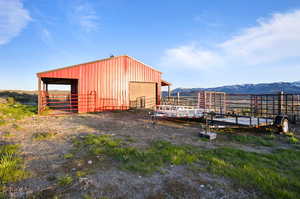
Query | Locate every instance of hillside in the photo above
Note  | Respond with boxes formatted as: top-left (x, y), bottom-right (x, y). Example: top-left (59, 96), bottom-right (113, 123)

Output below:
top-left (169, 81), bottom-right (300, 96)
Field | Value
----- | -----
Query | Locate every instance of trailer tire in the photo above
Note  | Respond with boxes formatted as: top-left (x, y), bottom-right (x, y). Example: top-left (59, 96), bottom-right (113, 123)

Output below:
top-left (281, 118), bottom-right (289, 134)
top-left (274, 115), bottom-right (289, 133)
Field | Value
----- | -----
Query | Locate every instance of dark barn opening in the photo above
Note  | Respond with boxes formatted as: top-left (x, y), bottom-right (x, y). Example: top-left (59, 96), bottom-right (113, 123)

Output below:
top-left (39, 78), bottom-right (79, 114)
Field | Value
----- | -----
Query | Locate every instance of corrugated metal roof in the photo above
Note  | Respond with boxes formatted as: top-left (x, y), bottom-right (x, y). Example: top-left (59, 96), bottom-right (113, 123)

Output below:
top-left (37, 55), bottom-right (162, 76)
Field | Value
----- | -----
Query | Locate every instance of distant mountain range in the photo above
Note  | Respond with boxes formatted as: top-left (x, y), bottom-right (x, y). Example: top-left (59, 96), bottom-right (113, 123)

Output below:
top-left (167, 81), bottom-right (300, 96)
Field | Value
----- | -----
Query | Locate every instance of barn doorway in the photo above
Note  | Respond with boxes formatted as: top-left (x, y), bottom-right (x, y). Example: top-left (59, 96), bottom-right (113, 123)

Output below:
top-left (129, 82), bottom-right (157, 109)
top-left (38, 78), bottom-right (79, 114)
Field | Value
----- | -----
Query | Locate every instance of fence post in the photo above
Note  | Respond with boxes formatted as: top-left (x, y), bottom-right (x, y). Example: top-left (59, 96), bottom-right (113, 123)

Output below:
top-left (278, 91), bottom-right (284, 115)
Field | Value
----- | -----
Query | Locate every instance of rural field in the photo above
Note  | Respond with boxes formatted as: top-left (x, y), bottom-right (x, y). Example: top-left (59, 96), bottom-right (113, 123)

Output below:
top-left (1, 91), bottom-right (300, 199)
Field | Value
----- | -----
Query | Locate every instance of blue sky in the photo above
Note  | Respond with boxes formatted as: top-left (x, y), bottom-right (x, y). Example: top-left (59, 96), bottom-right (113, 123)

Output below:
top-left (1, 0), bottom-right (300, 90)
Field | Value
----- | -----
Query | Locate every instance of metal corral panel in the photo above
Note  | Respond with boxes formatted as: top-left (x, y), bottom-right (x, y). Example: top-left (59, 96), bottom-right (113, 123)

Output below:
top-left (37, 55), bottom-right (162, 113)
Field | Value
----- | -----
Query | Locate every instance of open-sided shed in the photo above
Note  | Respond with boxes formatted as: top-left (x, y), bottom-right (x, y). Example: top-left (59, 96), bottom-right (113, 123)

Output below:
top-left (37, 55), bottom-right (171, 114)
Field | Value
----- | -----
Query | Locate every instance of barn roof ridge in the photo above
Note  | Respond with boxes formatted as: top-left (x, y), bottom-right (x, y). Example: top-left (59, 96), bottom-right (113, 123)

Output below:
top-left (37, 55), bottom-right (162, 76)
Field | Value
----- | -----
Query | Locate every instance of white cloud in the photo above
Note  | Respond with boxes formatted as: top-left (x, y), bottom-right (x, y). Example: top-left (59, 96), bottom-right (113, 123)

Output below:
top-left (0, 0), bottom-right (31, 45)
top-left (161, 44), bottom-right (222, 70)
top-left (71, 1), bottom-right (99, 32)
top-left (161, 9), bottom-right (300, 69)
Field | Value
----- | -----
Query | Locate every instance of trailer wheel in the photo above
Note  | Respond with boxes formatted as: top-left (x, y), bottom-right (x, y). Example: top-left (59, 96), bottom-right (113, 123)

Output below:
top-left (281, 118), bottom-right (289, 133)
top-left (274, 115), bottom-right (289, 133)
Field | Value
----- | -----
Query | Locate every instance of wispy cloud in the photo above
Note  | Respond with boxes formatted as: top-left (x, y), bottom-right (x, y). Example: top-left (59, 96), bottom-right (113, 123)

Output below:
top-left (40, 28), bottom-right (53, 45)
top-left (161, 43), bottom-right (223, 70)
top-left (161, 9), bottom-right (300, 69)
top-left (71, 0), bottom-right (99, 33)
top-left (193, 11), bottom-right (223, 28)
top-left (0, 0), bottom-right (31, 45)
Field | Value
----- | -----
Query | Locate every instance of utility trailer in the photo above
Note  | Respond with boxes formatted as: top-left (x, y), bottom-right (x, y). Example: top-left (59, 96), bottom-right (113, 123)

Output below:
top-left (156, 90), bottom-right (300, 133)
top-left (154, 105), bottom-right (289, 133)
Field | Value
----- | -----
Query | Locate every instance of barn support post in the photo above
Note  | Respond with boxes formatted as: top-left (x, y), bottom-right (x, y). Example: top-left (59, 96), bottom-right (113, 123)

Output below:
top-left (38, 77), bottom-right (41, 115)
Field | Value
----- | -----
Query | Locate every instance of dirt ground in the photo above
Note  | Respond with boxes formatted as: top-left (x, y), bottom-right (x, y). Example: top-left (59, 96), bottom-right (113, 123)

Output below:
top-left (1, 110), bottom-right (299, 199)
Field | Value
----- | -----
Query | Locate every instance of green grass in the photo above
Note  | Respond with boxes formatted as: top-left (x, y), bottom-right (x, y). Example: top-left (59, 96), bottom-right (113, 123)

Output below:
top-left (287, 136), bottom-right (299, 144)
top-left (32, 132), bottom-right (56, 141)
top-left (0, 100), bottom-right (36, 125)
top-left (63, 153), bottom-right (74, 159)
top-left (57, 175), bottom-right (73, 186)
top-left (73, 134), bottom-right (300, 198)
top-left (76, 170), bottom-right (88, 177)
top-left (73, 134), bottom-right (198, 174)
top-left (0, 144), bottom-right (27, 197)
top-left (0, 144), bottom-right (27, 184)
top-left (2, 132), bottom-right (14, 138)
top-left (0, 118), bottom-right (5, 126)
top-left (227, 134), bottom-right (274, 146)
top-left (199, 147), bottom-right (300, 199)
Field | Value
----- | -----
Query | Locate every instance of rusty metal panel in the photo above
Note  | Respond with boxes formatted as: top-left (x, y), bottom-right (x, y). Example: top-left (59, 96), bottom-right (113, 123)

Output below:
top-left (37, 55), bottom-right (162, 113)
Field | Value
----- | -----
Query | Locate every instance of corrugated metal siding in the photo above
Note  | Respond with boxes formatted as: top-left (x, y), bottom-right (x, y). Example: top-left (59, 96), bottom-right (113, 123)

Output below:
top-left (38, 56), bottom-right (161, 113)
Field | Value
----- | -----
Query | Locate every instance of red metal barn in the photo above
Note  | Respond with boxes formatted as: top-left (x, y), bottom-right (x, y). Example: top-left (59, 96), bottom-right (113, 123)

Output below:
top-left (37, 55), bottom-right (171, 114)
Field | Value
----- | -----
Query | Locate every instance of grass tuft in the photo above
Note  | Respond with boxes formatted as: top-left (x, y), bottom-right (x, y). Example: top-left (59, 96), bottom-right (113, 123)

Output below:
top-left (0, 144), bottom-right (27, 184)
top-left (288, 136), bottom-right (299, 144)
top-left (63, 153), bottom-right (74, 159)
top-left (57, 175), bottom-right (73, 186)
top-left (32, 132), bottom-right (56, 141)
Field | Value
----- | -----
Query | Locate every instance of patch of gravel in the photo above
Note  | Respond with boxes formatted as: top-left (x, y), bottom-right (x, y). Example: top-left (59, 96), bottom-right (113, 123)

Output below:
top-left (60, 165), bottom-right (256, 199)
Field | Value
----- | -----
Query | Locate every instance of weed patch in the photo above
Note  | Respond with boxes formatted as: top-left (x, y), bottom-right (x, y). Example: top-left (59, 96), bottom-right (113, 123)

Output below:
top-left (200, 147), bottom-right (300, 199)
top-left (0, 143), bottom-right (27, 197)
top-left (63, 153), bottom-right (74, 159)
top-left (57, 175), bottom-right (73, 186)
top-left (0, 101), bottom-right (36, 124)
top-left (228, 134), bottom-right (274, 146)
top-left (72, 134), bottom-right (300, 198)
top-left (287, 136), bottom-right (299, 144)
top-left (33, 132), bottom-right (56, 141)
top-left (73, 134), bottom-right (198, 174)
top-left (2, 132), bottom-right (14, 138)
top-left (0, 144), bottom-right (27, 184)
